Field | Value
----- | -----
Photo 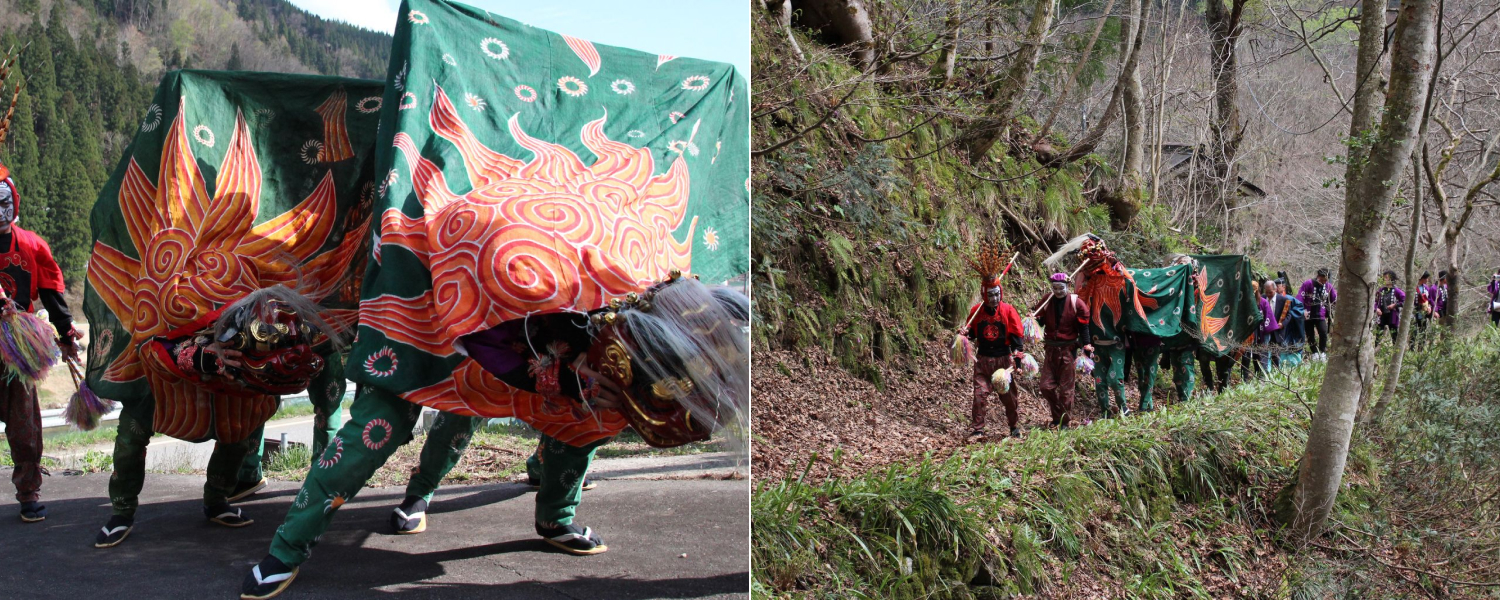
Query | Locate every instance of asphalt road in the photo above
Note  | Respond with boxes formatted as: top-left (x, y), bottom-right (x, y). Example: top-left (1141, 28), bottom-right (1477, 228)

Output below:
top-left (0, 472), bottom-right (749, 599)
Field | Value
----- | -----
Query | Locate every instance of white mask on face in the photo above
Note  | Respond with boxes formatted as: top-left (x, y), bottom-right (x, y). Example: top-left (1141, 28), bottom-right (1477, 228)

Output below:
top-left (1051, 282), bottom-right (1067, 296)
top-left (0, 183), bottom-right (13, 224)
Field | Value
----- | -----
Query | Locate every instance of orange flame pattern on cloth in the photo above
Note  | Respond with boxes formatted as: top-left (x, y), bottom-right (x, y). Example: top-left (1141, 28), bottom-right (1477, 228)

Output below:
top-left (315, 89), bottom-right (355, 162)
top-left (86, 97), bottom-right (367, 442)
top-left (362, 84), bottom-right (697, 445)
top-left (1194, 265), bottom-right (1231, 350)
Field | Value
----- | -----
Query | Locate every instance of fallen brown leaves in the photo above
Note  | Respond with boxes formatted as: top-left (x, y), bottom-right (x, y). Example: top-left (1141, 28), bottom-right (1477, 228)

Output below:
top-left (752, 340), bottom-right (1106, 482)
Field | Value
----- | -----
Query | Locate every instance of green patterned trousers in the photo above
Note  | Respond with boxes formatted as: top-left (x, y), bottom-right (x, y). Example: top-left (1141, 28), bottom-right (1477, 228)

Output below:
top-left (1130, 345), bottom-right (1197, 410)
top-left (237, 353), bottom-right (350, 485)
top-left (1093, 343), bottom-right (1128, 416)
top-left (108, 401), bottom-right (258, 517)
top-left (403, 413), bottom-right (585, 509)
top-left (267, 385), bottom-right (605, 566)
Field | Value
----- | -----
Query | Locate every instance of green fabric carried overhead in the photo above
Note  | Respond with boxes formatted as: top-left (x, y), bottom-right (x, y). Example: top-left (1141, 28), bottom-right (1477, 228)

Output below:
top-left (1188, 254), bottom-right (1261, 356)
top-left (82, 70), bottom-right (382, 440)
top-left (1121, 263), bottom-right (1199, 343)
top-left (347, 0), bottom-right (751, 445)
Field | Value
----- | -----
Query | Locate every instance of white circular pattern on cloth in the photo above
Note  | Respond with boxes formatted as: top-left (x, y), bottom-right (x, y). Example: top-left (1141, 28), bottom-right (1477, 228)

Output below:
top-left (481, 38), bottom-right (510, 60)
top-left (464, 92), bottom-right (487, 111)
top-left (318, 437), bottom-right (343, 468)
top-left (442, 54), bottom-right (458, 67)
top-left (300, 140), bottom-right (323, 165)
top-left (356, 96), bottom-right (383, 113)
top-left (557, 76), bottom-right (587, 97)
top-left (365, 346), bottom-right (398, 377)
top-left (408, 10), bottom-right (428, 24)
top-left (394, 62), bottom-right (408, 91)
top-left (669, 111), bottom-right (686, 124)
top-left (626, 130), bottom-right (645, 138)
top-left (253, 108), bottom-right (276, 128)
top-left (514, 85), bottom-right (537, 103)
top-left (363, 419), bottom-right (393, 450)
top-left (140, 104), bottom-right (162, 132)
top-left (610, 79), bottom-right (635, 95)
top-left (399, 92), bottom-right (418, 110)
top-left (293, 489), bottom-right (308, 509)
top-left (193, 125), bottom-right (215, 147)
top-left (681, 75), bottom-right (710, 91)
top-left (703, 227), bottom-right (720, 251)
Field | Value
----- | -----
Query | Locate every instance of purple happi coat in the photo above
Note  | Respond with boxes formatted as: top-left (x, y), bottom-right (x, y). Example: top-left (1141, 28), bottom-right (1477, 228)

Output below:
top-left (1298, 278), bottom-right (1337, 320)
top-left (1374, 285), bottom-right (1405, 326)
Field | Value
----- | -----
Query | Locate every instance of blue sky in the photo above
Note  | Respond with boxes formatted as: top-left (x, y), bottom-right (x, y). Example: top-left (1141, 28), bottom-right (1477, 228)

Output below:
top-left (286, 0), bottom-right (749, 75)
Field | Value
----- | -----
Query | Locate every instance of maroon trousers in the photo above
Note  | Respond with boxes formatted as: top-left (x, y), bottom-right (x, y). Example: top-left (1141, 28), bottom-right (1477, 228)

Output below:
top-left (971, 354), bottom-right (1018, 431)
top-left (0, 377), bottom-right (41, 503)
top-left (1039, 344), bottom-right (1078, 426)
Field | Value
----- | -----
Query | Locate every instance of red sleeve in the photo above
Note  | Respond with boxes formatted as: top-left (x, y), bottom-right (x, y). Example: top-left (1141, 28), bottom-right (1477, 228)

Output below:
top-left (1073, 295), bottom-right (1090, 324)
top-left (16, 228), bottom-right (65, 299)
top-left (998, 303), bottom-right (1023, 337)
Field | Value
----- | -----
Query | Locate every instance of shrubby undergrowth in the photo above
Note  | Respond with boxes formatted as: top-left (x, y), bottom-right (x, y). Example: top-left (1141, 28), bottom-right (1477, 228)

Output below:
top-left (753, 330), bottom-right (1500, 599)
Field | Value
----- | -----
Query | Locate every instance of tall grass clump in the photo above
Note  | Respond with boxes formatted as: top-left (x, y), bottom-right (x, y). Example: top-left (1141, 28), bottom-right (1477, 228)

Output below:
top-left (754, 363), bottom-right (1320, 598)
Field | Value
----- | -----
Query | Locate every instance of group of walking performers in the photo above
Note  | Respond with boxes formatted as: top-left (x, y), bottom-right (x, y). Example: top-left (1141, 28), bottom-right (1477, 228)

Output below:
top-left (0, 1), bottom-right (750, 599)
top-left (955, 232), bottom-right (1420, 439)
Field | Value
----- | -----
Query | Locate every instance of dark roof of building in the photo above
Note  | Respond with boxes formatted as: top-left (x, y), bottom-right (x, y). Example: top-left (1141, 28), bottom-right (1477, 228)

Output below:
top-left (1159, 144), bottom-right (1268, 198)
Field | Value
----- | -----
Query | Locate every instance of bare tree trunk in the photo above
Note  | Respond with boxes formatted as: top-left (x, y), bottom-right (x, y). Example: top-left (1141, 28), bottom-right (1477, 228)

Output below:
top-left (1120, 0), bottom-right (1147, 205)
top-left (960, 0), bottom-right (1057, 160)
top-left (1368, 159), bottom-right (1424, 425)
top-left (770, 0), bottom-right (807, 62)
top-left (1150, 0), bottom-right (1189, 206)
top-left (930, 0), bottom-right (963, 87)
top-left (1204, 0), bottom-right (1248, 250)
top-left (1122, 35), bottom-right (1145, 183)
top-left (795, 0), bottom-right (876, 67)
top-left (1287, 0), bottom-right (1439, 545)
top-left (1346, 0), bottom-right (1390, 183)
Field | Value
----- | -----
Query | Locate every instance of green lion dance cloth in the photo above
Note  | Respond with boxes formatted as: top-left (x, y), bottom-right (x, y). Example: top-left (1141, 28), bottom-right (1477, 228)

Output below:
top-left (347, 0), bottom-right (750, 446)
top-left (84, 70), bottom-right (381, 443)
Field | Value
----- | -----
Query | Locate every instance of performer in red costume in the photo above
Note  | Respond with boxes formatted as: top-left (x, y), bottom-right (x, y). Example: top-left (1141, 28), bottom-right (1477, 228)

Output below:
top-left (0, 165), bottom-right (84, 523)
top-left (962, 244), bottom-right (1025, 438)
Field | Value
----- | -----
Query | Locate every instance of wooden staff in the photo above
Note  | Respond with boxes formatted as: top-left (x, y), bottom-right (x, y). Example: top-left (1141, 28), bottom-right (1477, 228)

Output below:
top-left (958, 252), bottom-right (1020, 332)
top-left (1029, 261), bottom-right (1090, 319)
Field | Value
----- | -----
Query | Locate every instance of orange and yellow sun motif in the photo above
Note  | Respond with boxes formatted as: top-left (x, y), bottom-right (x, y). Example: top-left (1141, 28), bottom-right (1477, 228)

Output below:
top-left (363, 85), bottom-right (694, 351)
top-left (1194, 265), bottom-right (1231, 350)
top-left (361, 84), bottom-right (698, 445)
top-left (87, 96), bottom-right (367, 442)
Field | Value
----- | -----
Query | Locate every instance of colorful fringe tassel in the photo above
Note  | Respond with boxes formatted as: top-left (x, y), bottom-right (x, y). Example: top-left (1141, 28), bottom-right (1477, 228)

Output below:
top-left (1019, 353), bottom-right (1040, 375)
top-left (1022, 317), bottom-right (1043, 342)
top-left (1075, 355), bottom-right (1095, 374)
top-left (0, 307), bottom-right (59, 381)
top-left (64, 360), bottom-right (111, 431)
top-left (989, 367), bottom-right (1013, 393)
top-left (950, 335), bottom-right (975, 365)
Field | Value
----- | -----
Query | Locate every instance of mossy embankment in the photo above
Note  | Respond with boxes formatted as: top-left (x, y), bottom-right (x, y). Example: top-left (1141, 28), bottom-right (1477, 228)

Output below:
top-left (751, 8), bottom-right (1188, 387)
top-left (752, 332), bottom-right (1500, 598)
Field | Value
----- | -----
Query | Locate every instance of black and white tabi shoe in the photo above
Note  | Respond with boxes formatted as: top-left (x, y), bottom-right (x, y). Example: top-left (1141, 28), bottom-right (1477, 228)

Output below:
top-left (536, 522), bottom-right (608, 555)
top-left (94, 515), bottom-right (134, 548)
top-left (391, 496), bottom-right (428, 535)
top-left (240, 555), bottom-right (298, 600)
top-left (206, 504), bottom-right (254, 527)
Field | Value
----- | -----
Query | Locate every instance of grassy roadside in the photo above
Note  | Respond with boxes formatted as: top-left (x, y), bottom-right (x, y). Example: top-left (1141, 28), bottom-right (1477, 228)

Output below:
top-left (752, 331), bottom-right (1500, 599)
